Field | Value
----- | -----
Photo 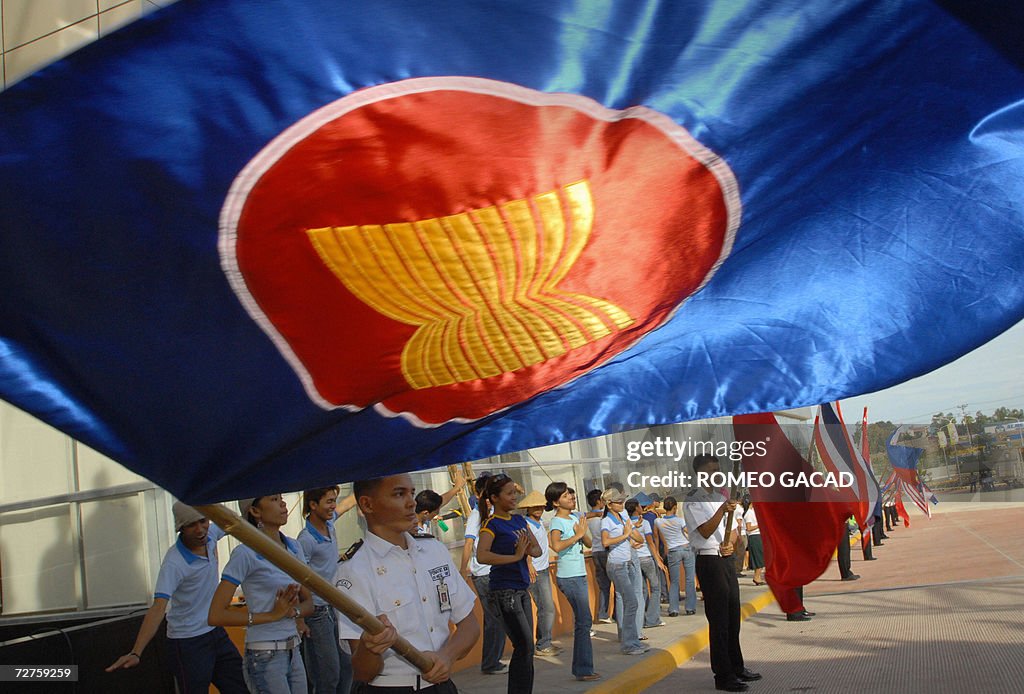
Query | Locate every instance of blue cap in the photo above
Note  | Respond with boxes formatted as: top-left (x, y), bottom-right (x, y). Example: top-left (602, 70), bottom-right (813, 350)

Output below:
top-left (634, 491), bottom-right (653, 506)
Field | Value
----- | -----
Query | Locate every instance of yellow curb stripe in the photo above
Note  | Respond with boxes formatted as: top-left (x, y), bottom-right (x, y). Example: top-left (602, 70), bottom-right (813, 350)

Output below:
top-left (588, 589), bottom-right (777, 694)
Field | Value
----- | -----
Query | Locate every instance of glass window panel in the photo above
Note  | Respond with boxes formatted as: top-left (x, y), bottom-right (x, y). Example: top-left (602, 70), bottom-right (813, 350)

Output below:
top-left (0, 402), bottom-right (71, 504)
top-left (80, 495), bottom-right (150, 608)
top-left (0, 504), bottom-right (79, 614)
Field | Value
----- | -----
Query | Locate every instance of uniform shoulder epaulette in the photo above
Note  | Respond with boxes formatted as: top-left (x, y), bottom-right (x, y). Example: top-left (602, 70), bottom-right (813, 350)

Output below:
top-left (339, 539), bottom-right (363, 562)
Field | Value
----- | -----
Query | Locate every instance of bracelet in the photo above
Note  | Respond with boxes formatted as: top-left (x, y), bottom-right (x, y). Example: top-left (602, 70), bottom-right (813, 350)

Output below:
top-left (128, 652), bottom-right (140, 659)
top-left (247, 611), bottom-right (255, 626)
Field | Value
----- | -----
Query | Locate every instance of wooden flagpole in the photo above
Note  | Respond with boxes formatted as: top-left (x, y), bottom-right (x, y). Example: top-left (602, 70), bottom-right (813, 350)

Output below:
top-left (195, 503), bottom-right (433, 672)
top-left (447, 465), bottom-right (471, 520)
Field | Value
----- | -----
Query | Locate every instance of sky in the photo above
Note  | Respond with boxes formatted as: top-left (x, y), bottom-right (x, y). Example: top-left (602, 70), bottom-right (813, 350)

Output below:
top-left (841, 318), bottom-right (1024, 425)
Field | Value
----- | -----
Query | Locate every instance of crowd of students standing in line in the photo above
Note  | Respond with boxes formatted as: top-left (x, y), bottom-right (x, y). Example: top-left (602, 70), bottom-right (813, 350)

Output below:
top-left (106, 469), bottom-right (768, 694)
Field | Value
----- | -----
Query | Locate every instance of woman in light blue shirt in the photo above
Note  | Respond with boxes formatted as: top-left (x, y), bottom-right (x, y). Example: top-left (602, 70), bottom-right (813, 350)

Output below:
top-left (599, 489), bottom-right (647, 655)
top-left (545, 482), bottom-right (600, 682)
top-left (208, 495), bottom-right (314, 693)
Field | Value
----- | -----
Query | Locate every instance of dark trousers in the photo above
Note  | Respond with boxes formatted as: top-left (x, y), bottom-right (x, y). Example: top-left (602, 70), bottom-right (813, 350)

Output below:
top-left (837, 532), bottom-right (852, 578)
top-left (487, 588), bottom-right (535, 694)
top-left (862, 536), bottom-right (874, 560)
top-left (472, 574), bottom-right (509, 671)
top-left (872, 517), bottom-right (885, 545)
top-left (165, 626), bottom-right (246, 694)
top-left (590, 551), bottom-right (613, 620)
top-left (694, 555), bottom-right (744, 684)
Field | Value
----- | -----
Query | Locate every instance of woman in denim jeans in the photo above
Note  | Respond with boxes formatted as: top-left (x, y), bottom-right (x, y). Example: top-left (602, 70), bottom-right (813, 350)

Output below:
top-left (209, 495), bottom-right (314, 693)
top-left (545, 482), bottom-right (601, 682)
top-left (600, 489), bottom-right (647, 655)
top-left (476, 474), bottom-right (542, 694)
top-left (656, 496), bottom-right (697, 616)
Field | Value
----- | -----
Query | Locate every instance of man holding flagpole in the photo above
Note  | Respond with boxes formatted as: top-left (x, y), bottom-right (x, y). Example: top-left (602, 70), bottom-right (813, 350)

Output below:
top-left (684, 454), bottom-right (761, 692)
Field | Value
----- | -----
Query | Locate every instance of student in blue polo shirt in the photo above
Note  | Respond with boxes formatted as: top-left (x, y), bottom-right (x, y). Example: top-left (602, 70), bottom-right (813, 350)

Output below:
top-left (106, 502), bottom-right (246, 693)
top-left (476, 474), bottom-right (542, 694)
top-left (208, 495), bottom-right (315, 694)
top-left (297, 485), bottom-right (353, 694)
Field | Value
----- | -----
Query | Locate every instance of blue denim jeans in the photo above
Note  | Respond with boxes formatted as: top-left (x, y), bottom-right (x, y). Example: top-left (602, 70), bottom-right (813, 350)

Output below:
top-left (472, 574), bottom-right (509, 671)
top-left (244, 645), bottom-right (306, 694)
top-left (302, 605), bottom-right (353, 693)
top-left (527, 568), bottom-right (556, 650)
top-left (631, 554), bottom-right (644, 637)
top-left (487, 588), bottom-right (535, 694)
top-left (607, 560), bottom-right (642, 651)
top-left (590, 551), bottom-right (612, 620)
top-left (667, 546), bottom-right (697, 613)
top-left (556, 575), bottom-right (595, 677)
top-left (639, 556), bottom-right (663, 627)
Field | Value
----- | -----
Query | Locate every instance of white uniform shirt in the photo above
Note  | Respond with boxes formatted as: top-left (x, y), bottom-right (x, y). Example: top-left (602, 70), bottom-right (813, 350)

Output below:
top-left (734, 509), bottom-right (746, 537)
top-left (525, 516), bottom-right (550, 572)
top-left (683, 488), bottom-right (729, 552)
top-left (154, 524), bottom-right (225, 639)
top-left (464, 508), bottom-right (491, 577)
top-left (655, 515), bottom-right (689, 550)
top-left (334, 531), bottom-right (476, 682)
top-left (745, 507), bottom-right (761, 536)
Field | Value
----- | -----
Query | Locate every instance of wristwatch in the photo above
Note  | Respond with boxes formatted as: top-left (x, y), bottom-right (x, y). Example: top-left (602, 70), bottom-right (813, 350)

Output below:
top-left (247, 611), bottom-right (254, 626)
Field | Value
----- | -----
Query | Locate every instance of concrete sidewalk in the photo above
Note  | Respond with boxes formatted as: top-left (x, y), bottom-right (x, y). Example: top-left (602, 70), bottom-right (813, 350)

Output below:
top-left (455, 504), bottom-right (1024, 693)
top-left (645, 576), bottom-right (1024, 693)
top-left (646, 504), bottom-right (1024, 693)
top-left (453, 582), bottom-right (773, 694)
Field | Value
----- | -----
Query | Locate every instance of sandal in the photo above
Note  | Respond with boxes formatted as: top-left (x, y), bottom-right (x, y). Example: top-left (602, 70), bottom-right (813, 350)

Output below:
top-left (753, 580), bottom-right (765, 586)
top-left (576, 673), bottom-right (602, 682)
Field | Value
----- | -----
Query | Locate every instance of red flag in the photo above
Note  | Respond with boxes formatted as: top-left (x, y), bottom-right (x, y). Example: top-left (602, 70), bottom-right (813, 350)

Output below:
top-left (894, 486), bottom-right (911, 527)
top-left (734, 413), bottom-right (854, 614)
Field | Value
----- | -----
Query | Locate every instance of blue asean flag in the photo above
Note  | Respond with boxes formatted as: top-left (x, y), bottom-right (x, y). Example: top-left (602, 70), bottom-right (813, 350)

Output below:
top-left (2, 0), bottom-right (1023, 502)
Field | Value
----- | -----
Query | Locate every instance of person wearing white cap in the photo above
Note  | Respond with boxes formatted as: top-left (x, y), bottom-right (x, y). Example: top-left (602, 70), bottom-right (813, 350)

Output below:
top-left (600, 488), bottom-right (647, 655)
top-left (208, 495), bottom-right (314, 693)
top-left (106, 501), bottom-right (245, 693)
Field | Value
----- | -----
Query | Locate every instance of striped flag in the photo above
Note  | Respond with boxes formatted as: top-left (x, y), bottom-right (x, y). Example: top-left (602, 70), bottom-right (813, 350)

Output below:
top-left (814, 402), bottom-right (881, 534)
top-left (885, 425), bottom-right (935, 518)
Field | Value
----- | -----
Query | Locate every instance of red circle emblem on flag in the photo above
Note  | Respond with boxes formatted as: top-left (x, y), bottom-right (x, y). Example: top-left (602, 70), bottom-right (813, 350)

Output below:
top-left (221, 77), bottom-right (740, 425)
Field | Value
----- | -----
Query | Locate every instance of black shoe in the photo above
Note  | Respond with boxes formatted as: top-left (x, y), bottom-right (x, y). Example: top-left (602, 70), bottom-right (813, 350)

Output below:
top-left (668, 611), bottom-right (679, 617)
top-left (864, 557), bottom-right (878, 561)
top-left (685, 610), bottom-right (697, 615)
top-left (715, 679), bottom-right (749, 692)
top-left (802, 610), bottom-right (816, 617)
top-left (842, 574), bottom-right (861, 581)
top-left (735, 668), bottom-right (762, 682)
top-left (786, 612), bottom-right (811, 622)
